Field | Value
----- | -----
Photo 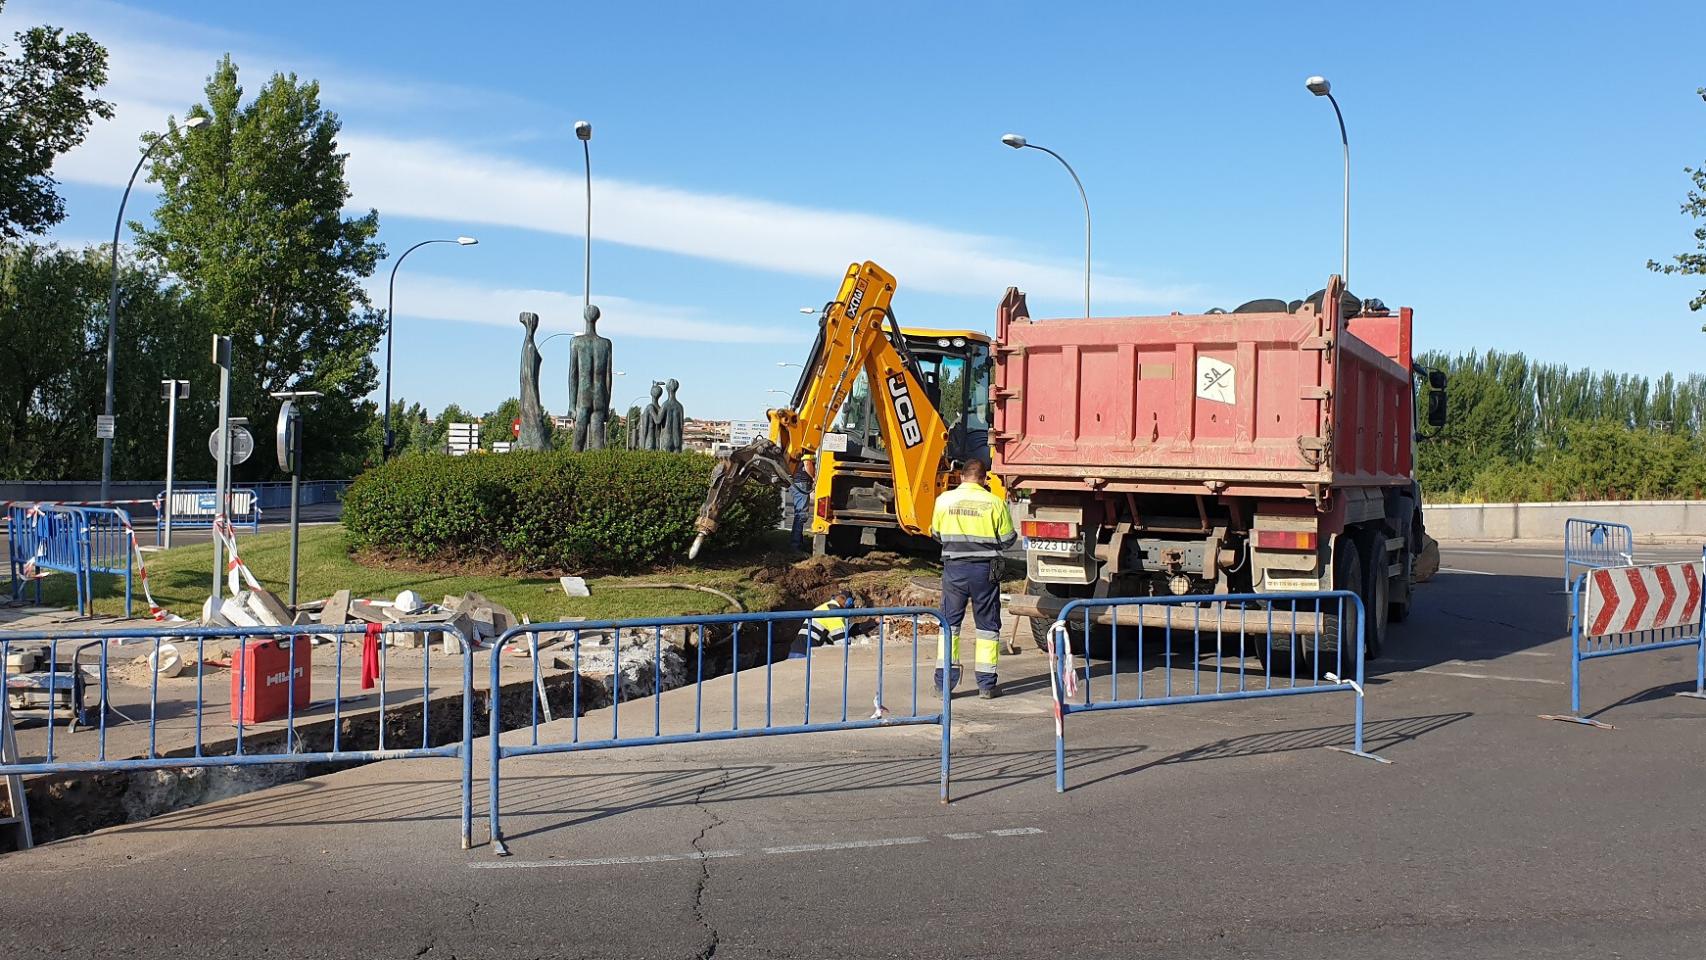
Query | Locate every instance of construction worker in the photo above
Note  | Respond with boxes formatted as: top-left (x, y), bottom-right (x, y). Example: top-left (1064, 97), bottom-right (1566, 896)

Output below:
top-left (790, 454), bottom-right (816, 552)
top-left (931, 459), bottom-right (1016, 698)
top-left (790, 587), bottom-right (856, 659)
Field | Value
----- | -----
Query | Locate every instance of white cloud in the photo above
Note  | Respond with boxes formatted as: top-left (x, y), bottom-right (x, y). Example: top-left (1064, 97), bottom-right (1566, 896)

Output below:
top-left (43, 1), bottom-right (1195, 306)
top-left (369, 273), bottom-right (786, 345)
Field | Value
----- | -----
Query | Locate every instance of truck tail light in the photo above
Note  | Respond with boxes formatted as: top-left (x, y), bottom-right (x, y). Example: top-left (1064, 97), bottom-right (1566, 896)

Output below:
top-left (815, 497), bottom-right (832, 521)
top-left (1254, 530), bottom-right (1318, 551)
top-left (1022, 520), bottom-right (1076, 540)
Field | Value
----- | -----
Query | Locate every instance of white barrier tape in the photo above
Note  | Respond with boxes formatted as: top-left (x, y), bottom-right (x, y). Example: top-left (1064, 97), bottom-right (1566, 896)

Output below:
top-left (214, 515), bottom-right (264, 595)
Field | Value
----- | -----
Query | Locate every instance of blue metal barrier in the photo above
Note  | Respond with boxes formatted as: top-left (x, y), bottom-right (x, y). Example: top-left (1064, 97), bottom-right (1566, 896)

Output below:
top-left (1564, 518), bottom-right (1635, 593)
top-left (486, 606), bottom-right (951, 856)
top-left (1546, 551), bottom-right (1706, 728)
top-left (0, 621), bottom-right (476, 847)
top-left (7, 505), bottom-right (89, 613)
top-left (1047, 590), bottom-right (1388, 792)
top-left (155, 487), bottom-right (261, 537)
top-left (75, 506), bottom-right (135, 617)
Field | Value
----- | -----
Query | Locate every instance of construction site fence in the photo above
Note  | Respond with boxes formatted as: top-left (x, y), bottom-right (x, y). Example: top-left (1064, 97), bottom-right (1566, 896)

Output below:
top-left (1563, 518), bottom-right (1635, 594)
top-left (0, 621), bottom-right (476, 848)
top-left (155, 487), bottom-right (261, 535)
top-left (7, 504), bottom-right (135, 617)
top-left (485, 606), bottom-right (951, 856)
top-left (1549, 550), bottom-right (1706, 727)
top-left (1047, 590), bottom-right (1385, 792)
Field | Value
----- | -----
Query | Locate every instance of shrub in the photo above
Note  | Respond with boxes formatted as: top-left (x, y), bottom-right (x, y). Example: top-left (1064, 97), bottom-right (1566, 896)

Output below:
top-left (342, 449), bottom-right (779, 573)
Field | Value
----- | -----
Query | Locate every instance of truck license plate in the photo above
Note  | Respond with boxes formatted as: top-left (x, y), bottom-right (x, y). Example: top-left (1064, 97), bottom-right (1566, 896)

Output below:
top-left (1029, 539), bottom-right (1080, 556)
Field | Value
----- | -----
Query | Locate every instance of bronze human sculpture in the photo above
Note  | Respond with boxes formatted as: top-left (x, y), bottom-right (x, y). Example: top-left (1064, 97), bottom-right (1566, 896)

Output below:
top-left (661, 378), bottom-right (685, 452)
top-left (567, 304), bottom-right (613, 450)
top-left (639, 382), bottom-right (664, 450)
top-left (516, 312), bottom-right (551, 450)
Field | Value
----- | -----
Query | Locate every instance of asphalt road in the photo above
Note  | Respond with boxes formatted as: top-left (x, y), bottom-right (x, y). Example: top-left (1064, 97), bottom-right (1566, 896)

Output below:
top-left (5, 541), bottom-right (1706, 959)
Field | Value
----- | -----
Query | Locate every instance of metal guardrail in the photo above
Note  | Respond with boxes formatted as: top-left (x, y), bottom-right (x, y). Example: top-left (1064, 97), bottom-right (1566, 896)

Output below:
top-left (1546, 551), bottom-right (1706, 728)
top-left (485, 606), bottom-right (951, 856)
top-left (1563, 518), bottom-right (1635, 593)
top-left (7, 504), bottom-right (136, 616)
top-left (155, 488), bottom-right (260, 535)
top-left (1046, 590), bottom-right (1388, 792)
top-left (0, 621), bottom-right (476, 848)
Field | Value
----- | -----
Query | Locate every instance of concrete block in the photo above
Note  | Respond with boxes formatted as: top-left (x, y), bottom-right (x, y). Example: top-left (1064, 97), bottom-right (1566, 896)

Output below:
top-left (348, 600), bottom-right (388, 624)
top-left (219, 596), bottom-right (261, 628)
top-left (246, 587), bottom-right (292, 627)
top-left (559, 576), bottom-right (590, 597)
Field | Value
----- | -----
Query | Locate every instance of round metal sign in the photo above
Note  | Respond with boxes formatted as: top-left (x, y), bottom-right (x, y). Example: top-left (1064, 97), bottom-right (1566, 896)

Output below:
top-left (209, 425), bottom-right (255, 465)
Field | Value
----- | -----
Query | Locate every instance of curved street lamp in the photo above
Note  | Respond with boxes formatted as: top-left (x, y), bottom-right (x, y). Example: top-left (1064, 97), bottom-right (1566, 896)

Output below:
top-left (383, 236), bottom-right (477, 459)
top-left (1306, 75), bottom-right (1350, 287)
top-left (1002, 133), bottom-right (1091, 319)
top-left (575, 120), bottom-right (594, 328)
top-left (101, 114), bottom-right (208, 502)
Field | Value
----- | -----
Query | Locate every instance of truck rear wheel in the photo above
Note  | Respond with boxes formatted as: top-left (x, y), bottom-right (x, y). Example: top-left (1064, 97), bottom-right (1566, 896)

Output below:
top-left (1357, 530), bottom-right (1389, 660)
top-left (1027, 582), bottom-right (1090, 654)
top-left (1306, 539), bottom-right (1363, 680)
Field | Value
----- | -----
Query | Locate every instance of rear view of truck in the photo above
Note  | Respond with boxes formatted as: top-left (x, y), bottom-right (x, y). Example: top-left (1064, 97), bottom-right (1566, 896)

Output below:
top-left (997, 277), bottom-right (1445, 661)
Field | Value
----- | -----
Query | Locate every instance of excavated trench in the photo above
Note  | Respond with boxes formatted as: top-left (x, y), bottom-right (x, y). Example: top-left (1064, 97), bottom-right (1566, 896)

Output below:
top-left (12, 557), bottom-right (937, 848)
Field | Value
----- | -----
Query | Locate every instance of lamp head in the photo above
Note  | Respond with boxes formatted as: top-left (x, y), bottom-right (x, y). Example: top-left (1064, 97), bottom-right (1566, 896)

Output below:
top-left (574, 120), bottom-right (592, 141)
top-left (1000, 133), bottom-right (1027, 149)
top-left (456, 236), bottom-right (478, 246)
top-left (184, 115), bottom-right (209, 130)
top-left (1306, 76), bottom-right (1331, 96)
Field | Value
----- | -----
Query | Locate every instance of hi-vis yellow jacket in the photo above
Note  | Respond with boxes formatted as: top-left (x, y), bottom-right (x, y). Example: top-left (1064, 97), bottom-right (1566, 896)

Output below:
top-left (931, 481), bottom-right (1016, 562)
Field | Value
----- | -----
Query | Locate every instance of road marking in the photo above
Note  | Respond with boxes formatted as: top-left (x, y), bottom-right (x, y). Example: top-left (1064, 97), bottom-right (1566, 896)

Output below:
top-left (1415, 668), bottom-right (1560, 685)
top-left (1438, 568), bottom-right (1500, 576)
top-left (472, 827), bottom-right (1046, 870)
top-left (762, 837), bottom-right (928, 855)
top-left (471, 848), bottom-right (745, 869)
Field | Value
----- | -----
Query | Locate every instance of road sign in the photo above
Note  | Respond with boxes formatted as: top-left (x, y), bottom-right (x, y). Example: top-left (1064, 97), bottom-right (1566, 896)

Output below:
top-left (209, 424), bottom-right (255, 466)
top-left (1583, 561), bottom-right (1704, 637)
top-left (95, 415), bottom-right (115, 440)
top-left (512, 417), bottom-right (521, 438)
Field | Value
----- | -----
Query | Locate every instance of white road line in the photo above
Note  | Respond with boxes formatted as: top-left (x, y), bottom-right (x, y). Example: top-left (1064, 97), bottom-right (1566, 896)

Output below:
top-left (473, 828), bottom-right (1046, 870)
top-left (1415, 668), bottom-right (1560, 685)
top-left (1438, 568), bottom-right (1501, 576)
top-left (762, 837), bottom-right (928, 855)
top-left (471, 848), bottom-right (745, 869)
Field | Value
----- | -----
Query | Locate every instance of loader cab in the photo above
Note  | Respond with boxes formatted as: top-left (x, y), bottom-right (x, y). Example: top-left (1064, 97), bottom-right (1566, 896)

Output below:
top-left (830, 328), bottom-right (994, 465)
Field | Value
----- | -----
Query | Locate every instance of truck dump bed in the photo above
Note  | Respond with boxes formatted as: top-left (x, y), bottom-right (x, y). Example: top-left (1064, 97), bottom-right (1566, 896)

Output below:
top-left (992, 280), bottom-right (1415, 499)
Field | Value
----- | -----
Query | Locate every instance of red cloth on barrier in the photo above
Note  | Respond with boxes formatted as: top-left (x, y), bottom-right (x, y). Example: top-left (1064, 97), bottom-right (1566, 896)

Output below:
top-left (361, 622), bottom-right (382, 690)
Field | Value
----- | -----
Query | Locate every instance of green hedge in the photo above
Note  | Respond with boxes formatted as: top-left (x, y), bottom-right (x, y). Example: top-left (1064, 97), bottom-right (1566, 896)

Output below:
top-left (342, 449), bottom-right (779, 572)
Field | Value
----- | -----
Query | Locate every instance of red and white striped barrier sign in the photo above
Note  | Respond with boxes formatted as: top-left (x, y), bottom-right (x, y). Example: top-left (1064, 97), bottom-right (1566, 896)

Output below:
top-left (1583, 561), bottom-right (1704, 638)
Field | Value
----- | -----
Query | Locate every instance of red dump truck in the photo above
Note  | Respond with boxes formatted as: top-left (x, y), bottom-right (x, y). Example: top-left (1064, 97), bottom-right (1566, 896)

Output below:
top-left (997, 276), bottom-right (1446, 662)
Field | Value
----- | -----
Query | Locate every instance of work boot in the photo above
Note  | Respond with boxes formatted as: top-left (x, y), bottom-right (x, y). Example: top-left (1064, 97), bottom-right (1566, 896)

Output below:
top-left (978, 686), bottom-right (1002, 700)
top-left (932, 667), bottom-right (961, 695)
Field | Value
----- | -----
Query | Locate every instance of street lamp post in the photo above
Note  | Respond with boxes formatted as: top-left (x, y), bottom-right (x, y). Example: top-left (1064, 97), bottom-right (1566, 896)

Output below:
top-left (1002, 133), bottom-right (1091, 319)
top-left (101, 115), bottom-right (207, 503)
top-left (1306, 75), bottom-right (1350, 287)
top-left (575, 120), bottom-right (594, 328)
top-left (383, 236), bottom-right (477, 459)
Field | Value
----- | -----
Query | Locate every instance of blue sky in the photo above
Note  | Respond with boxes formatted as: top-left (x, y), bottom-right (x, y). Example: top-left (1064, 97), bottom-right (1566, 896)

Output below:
top-left (26, 0), bottom-right (1706, 420)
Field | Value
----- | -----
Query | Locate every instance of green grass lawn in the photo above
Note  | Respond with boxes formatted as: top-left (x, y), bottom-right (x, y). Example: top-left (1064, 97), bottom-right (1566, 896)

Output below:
top-left (21, 524), bottom-right (812, 622)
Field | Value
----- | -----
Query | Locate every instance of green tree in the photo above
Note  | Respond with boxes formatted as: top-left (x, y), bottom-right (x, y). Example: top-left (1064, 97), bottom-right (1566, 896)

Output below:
top-left (0, 243), bottom-right (209, 480)
top-left (481, 397), bottom-right (521, 448)
top-left (0, 0), bottom-right (113, 238)
top-left (134, 55), bottom-right (383, 480)
top-left (1648, 87), bottom-right (1706, 323)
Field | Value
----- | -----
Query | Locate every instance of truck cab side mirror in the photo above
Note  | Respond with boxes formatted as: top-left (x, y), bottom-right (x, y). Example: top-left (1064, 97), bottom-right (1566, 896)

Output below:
top-left (1425, 371), bottom-right (1448, 429)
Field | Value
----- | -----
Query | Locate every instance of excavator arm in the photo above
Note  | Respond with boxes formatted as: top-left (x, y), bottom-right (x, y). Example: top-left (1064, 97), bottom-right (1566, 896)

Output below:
top-left (689, 261), bottom-right (951, 559)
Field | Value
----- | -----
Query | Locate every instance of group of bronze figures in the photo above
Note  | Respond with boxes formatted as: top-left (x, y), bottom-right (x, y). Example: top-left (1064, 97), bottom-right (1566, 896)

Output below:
top-left (516, 306), bottom-right (685, 452)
